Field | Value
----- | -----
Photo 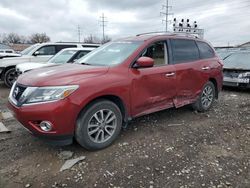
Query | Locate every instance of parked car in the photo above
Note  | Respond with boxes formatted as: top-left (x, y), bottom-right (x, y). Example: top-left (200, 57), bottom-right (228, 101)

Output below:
top-left (0, 42), bottom-right (100, 87)
top-left (16, 47), bottom-right (95, 76)
top-left (8, 33), bottom-right (223, 150)
top-left (223, 51), bottom-right (250, 88)
top-left (0, 49), bottom-right (21, 59)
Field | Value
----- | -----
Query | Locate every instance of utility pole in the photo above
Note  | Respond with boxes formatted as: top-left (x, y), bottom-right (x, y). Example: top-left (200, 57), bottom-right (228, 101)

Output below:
top-left (77, 25), bottom-right (81, 42)
top-left (99, 13), bottom-right (108, 43)
top-left (160, 0), bottom-right (173, 32)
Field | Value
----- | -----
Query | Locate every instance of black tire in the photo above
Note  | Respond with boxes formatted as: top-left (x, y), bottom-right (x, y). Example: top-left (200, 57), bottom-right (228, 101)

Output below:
top-left (192, 81), bottom-right (216, 112)
top-left (75, 100), bottom-right (122, 150)
top-left (4, 68), bottom-right (17, 88)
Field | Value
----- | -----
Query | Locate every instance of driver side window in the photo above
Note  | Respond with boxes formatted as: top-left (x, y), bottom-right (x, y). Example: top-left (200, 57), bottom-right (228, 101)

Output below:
top-left (35, 45), bottom-right (56, 56)
top-left (142, 41), bottom-right (167, 66)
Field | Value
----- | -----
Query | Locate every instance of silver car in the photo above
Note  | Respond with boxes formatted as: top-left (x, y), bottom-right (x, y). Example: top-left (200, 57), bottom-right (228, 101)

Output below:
top-left (223, 51), bottom-right (250, 88)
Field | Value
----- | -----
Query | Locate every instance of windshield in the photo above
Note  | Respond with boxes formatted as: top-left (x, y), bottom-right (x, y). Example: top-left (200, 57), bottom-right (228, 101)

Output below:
top-left (216, 51), bottom-right (233, 60)
top-left (48, 49), bottom-right (78, 64)
top-left (77, 41), bottom-right (142, 66)
top-left (224, 52), bottom-right (250, 70)
top-left (21, 44), bottom-right (40, 55)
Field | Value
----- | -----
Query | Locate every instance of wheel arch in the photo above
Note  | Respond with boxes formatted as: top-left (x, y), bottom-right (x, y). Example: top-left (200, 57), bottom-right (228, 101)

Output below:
top-left (209, 78), bottom-right (218, 99)
top-left (76, 94), bottom-right (129, 126)
top-left (1, 66), bottom-right (16, 80)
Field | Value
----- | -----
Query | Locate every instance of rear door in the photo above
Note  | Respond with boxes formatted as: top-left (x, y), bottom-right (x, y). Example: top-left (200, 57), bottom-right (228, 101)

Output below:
top-left (170, 39), bottom-right (209, 107)
top-left (130, 41), bottom-right (176, 117)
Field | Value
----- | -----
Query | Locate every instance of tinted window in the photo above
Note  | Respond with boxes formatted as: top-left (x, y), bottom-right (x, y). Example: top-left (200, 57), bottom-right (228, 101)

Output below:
top-left (171, 39), bottom-right (199, 63)
top-left (197, 41), bottom-right (214, 59)
top-left (35, 45), bottom-right (56, 55)
top-left (142, 42), bottom-right (166, 66)
top-left (74, 50), bottom-right (90, 60)
top-left (56, 45), bottom-right (76, 52)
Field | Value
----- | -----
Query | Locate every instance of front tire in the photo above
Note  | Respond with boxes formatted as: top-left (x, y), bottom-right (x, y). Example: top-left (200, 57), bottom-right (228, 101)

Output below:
top-left (75, 100), bottom-right (122, 150)
top-left (4, 68), bottom-right (17, 88)
top-left (192, 81), bottom-right (215, 112)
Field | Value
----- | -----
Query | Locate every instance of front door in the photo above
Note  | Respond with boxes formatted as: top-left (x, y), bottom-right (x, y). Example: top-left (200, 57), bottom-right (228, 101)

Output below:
top-left (130, 41), bottom-right (176, 117)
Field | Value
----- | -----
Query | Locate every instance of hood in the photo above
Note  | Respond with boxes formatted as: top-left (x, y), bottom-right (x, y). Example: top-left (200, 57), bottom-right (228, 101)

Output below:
top-left (0, 55), bottom-right (31, 67)
top-left (16, 62), bottom-right (51, 72)
top-left (17, 64), bottom-right (109, 86)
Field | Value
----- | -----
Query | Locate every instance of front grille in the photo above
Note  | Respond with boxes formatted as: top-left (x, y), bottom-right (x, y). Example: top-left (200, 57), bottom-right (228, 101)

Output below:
top-left (223, 70), bottom-right (240, 78)
top-left (12, 84), bottom-right (26, 102)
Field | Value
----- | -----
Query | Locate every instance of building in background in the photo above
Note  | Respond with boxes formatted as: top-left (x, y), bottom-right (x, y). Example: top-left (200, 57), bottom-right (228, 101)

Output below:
top-left (9, 44), bottom-right (31, 53)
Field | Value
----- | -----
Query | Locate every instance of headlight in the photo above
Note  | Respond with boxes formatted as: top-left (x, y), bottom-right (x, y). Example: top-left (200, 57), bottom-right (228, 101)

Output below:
top-left (25, 85), bottom-right (79, 104)
top-left (239, 72), bottom-right (250, 78)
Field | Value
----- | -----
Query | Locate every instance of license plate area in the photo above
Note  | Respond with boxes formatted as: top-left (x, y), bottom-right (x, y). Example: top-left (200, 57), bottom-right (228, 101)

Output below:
top-left (223, 77), bottom-right (249, 83)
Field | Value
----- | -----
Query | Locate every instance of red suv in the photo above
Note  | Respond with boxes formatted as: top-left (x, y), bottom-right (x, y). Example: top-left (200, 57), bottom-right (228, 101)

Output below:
top-left (8, 33), bottom-right (223, 150)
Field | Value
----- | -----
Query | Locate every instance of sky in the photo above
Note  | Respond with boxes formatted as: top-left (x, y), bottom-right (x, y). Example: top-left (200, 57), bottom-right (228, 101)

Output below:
top-left (0, 0), bottom-right (250, 46)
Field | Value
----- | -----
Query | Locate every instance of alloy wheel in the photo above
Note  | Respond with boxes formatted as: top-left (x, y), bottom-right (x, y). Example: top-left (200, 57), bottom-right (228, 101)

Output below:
top-left (201, 85), bottom-right (214, 108)
top-left (87, 109), bottom-right (117, 143)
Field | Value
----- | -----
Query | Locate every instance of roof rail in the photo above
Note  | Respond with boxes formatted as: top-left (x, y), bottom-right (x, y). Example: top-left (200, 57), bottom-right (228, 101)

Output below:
top-left (136, 31), bottom-right (200, 39)
top-left (55, 42), bottom-right (101, 45)
top-left (136, 31), bottom-right (173, 36)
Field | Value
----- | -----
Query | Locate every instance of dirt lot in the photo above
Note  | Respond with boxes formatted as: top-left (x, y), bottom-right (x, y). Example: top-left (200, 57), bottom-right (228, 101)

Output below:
top-left (0, 81), bottom-right (249, 188)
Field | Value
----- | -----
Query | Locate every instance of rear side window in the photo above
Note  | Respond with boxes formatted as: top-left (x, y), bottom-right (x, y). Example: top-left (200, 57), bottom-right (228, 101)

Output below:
top-left (171, 39), bottom-right (199, 64)
top-left (56, 45), bottom-right (77, 52)
top-left (196, 41), bottom-right (215, 59)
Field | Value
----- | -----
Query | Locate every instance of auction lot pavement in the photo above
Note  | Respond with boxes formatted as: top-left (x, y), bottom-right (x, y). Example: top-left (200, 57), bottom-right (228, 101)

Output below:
top-left (0, 81), bottom-right (249, 188)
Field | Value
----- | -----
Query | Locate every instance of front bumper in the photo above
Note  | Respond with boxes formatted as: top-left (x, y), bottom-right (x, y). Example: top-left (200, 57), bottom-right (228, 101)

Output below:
top-left (223, 76), bottom-right (250, 88)
top-left (8, 98), bottom-right (80, 146)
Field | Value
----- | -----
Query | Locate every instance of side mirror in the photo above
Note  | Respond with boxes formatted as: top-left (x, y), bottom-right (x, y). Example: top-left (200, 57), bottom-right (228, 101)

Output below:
top-left (134, 57), bottom-right (154, 68)
top-left (33, 51), bottom-right (40, 56)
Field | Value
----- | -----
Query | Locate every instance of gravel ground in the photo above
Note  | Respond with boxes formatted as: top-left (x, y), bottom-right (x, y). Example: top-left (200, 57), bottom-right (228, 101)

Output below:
top-left (0, 81), bottom-right (249, 188)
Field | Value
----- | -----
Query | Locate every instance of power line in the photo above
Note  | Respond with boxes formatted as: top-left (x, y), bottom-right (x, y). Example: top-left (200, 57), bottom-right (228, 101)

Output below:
top-left (160, 0), bottom-right (173, 32)
top-left (99, 13), bottom-right (108, 42)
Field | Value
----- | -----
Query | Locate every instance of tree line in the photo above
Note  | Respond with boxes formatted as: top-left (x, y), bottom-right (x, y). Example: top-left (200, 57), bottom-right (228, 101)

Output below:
top-left (0, 32), bottom-right (111, 45)
top-left (0, 32), bottom-right (50, 44)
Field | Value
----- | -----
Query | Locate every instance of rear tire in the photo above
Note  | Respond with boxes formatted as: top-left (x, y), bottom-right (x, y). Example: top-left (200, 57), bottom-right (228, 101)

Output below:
top-left (4, 68), bottom-right (16, 88)
top-left (192, 81), bottom-right (215, 112)
top-left (75, 100), bottom-right (122, 150)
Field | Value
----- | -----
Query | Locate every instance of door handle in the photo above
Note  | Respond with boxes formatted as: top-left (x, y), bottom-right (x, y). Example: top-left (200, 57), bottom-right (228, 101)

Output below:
top-left (202, 66), bottom-right (210, 70)
top-left (165, 72), bottom-right (175, 77)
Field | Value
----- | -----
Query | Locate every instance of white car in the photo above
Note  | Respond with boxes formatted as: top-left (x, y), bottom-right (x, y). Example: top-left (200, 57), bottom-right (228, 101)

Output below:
top-left (16, 47), bottom-right (95, 75)
top-left (0, 49), bottom-right (21, 59)
top-left (0, 42), bottom-right (100, 87)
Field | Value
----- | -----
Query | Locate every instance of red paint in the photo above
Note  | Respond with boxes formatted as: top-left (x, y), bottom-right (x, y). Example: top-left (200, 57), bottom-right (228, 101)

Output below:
top-left (8, 34), bottom-right (223, 139)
